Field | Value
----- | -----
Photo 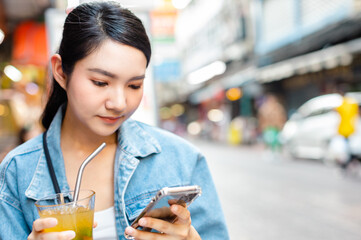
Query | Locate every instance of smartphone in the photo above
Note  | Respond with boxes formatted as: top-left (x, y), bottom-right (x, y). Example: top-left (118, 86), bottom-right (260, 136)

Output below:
top-left (124, 185), bottom-right (202, 239)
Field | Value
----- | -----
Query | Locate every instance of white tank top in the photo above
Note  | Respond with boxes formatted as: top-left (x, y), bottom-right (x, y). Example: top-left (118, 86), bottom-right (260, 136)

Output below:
top-left (93, 206), bottom-right (117, 240)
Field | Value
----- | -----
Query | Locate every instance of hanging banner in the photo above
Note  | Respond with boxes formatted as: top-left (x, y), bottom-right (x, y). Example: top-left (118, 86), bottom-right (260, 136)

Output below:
top-left (150, 8), bottom-right (178, 43)
top-left (12, 21), bottom-right (48, 66)
top-left (153, 60), bottom-right (181, 82)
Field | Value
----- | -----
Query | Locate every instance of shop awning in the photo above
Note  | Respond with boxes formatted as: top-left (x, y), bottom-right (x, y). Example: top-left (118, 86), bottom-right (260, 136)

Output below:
top-left (256, 37), bottom-right (361, 83)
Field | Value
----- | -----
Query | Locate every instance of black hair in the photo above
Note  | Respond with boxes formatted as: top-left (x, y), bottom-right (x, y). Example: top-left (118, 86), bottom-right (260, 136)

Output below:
top-left (41, 1), bottom-right (151, 129)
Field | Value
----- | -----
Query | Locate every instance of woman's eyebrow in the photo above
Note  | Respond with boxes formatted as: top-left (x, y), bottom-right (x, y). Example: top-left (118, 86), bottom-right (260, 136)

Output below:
top-left (87, 68), bottom-right (145, 81)
top-left (129, 75), bottom-right (145, 81)
top-left (87, 68), bottom-right (117, 78)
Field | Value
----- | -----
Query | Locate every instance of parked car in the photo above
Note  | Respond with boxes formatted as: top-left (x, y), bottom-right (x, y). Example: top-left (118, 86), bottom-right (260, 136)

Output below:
top-left (280, 92), bottom-right (361, 164)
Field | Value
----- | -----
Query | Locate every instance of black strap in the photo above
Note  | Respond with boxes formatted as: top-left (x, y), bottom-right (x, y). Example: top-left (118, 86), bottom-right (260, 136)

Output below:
top-left (43, 130), bottom-right (61, 194)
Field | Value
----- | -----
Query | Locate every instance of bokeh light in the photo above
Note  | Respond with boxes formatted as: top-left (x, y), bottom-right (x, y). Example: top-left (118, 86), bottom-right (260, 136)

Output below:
top-left (0, 104), bottom-right (9, 117)
top-left (187, 121), bottom-right (201, 135)
top-left (207, 109), bottom-right (224, 122)
top-left (159, 107), bottom-right (172, 120)
top-left (226, 88), bottom-right (242, 101)
top-left (25, 82), bottom-right (39, 95)
top-left (170, 104), bottom-right (185, 117)
top-left (4, 65), bottom-right (22, 82)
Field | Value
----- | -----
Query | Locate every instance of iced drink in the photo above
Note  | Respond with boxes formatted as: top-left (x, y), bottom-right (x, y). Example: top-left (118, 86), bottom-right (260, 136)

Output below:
top-left (35, 190), bottom-right (95, 240)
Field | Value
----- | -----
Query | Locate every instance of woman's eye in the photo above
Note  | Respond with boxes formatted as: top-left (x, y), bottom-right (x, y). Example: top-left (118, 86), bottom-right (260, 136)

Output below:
top-left (129, 84), bottom-right (142, 90)
top-left (91, 80), bottom-right (107, 87)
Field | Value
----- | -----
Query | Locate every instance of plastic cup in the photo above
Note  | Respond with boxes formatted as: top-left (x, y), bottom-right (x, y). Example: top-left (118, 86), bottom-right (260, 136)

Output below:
top-left (35, 189), bottom-right (95, 240)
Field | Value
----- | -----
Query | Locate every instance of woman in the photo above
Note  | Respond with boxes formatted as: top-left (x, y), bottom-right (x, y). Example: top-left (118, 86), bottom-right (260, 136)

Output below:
top-left (0, 2), bottom-right (229, 239)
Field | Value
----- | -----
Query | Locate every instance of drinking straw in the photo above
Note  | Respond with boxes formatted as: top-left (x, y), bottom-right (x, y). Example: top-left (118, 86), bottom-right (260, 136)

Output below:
top-left (73, 142), bottom-right (106, 202)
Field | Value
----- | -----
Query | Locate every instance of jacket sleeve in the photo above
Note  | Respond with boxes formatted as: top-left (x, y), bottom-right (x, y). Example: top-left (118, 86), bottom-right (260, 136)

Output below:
top-left (0, 158), bottom-right (31, 239)
top-left (189, 153), bottom-right (230, 240)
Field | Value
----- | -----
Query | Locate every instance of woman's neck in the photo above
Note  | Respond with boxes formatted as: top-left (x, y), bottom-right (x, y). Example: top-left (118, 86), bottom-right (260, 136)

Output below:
top-left (60, 111), bottom-right (117, 156)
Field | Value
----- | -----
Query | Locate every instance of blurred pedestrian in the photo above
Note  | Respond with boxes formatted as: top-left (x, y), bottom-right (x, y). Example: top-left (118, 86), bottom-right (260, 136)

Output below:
top-left (0, 2), bottom-right (229, 240)
top-left (334, 89), bottom-right (359, 169)
top-left (258, 94), bottom-right (286, 160)
top-left (227, 117), bottom-right (243, 145)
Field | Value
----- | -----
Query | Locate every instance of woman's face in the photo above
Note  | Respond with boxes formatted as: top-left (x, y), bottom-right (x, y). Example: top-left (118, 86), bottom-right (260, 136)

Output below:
top-left (64, 39), bottom-right (147, 137)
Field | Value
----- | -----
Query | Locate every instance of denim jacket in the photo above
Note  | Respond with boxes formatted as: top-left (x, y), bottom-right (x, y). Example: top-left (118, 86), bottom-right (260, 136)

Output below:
top-left (0, 108), bottom-right (229, 239)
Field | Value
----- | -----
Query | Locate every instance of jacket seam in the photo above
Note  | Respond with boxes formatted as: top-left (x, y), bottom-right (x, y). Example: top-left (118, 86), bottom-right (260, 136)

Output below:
top-left (0, 193), bottom-right (22, 212)
top-left (7, 143), bottom-right (43, 157)
top-left (125, 191), bottom-right (155, 205)
top-left (17, 144), bottom-right (43, 156)
top-left (119, 146), bottom-right (133, 157)
top-left (0, 158), bottom-right (12, 192)
top-left (0, 146), bottom-right (43, 193)
top-left (121, 155), bottom-right (139, 227)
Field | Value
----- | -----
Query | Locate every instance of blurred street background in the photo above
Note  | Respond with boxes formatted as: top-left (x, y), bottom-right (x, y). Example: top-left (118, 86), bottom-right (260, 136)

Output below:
top-left (1, 0), bottom-right (361, 239)
top-left (194, 139), bottom-right (361, 240)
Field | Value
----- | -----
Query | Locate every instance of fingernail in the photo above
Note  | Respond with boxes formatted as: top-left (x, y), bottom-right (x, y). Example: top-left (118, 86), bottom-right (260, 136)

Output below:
top-left (125, 227), bottom-right (134, 235)
top-left (139, 218), bottom-right (146, 226)
top-left (63, 230), bottom-right (76, 239)
top-left (172, 205), bottom-right (179, 212)
top-left (49, 218), bottom-right (58, 226)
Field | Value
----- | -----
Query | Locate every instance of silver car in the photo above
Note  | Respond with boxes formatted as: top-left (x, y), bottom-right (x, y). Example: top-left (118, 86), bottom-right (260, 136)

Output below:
top-left (280, 92), bottom-right (361, 163)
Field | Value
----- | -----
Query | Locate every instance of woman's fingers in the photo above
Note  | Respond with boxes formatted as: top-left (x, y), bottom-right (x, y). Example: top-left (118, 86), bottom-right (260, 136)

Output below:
top-left (32, 218), bottom-right (58, 232)
top-left (140, 217), bottom-right (173, 233)
top-left (171, 205), bottom-right (191, 224)
top-left (125, 226), bottom-right (167, 240)
top-left (137, 206), bottom-right (191, 237)
top-left (58, 231), bottom-right (76, 239)
top-left (34, 231), bottom-right (76, 240)
top-left (128, 217), bottom-right (189, 239)
top-left (124, 205), bottom-right (192, 239)
top-left (29, 218), bottom-right (76, 240)
top-left (93, 221), bottom-right (98, 229)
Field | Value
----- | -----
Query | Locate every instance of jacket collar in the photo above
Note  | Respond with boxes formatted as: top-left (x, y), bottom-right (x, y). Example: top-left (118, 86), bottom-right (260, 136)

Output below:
top-left (118, 118), bottom-right (161, 158)
top-left (25, 106), bottom-right (161, 200)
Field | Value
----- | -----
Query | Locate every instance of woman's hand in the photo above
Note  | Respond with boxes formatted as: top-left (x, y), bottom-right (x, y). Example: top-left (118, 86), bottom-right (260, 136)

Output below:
top-left (27, 218), bottom-right (76, 240)
top-left (125, 205), bottom-right (201, 240)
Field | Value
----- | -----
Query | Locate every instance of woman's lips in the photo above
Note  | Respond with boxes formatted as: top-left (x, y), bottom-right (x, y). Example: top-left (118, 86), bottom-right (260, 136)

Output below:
top-left (98, 115), bottom-right (123, 124)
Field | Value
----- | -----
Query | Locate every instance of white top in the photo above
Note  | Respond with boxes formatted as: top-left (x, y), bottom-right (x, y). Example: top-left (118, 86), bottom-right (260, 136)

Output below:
top-left (93, 206), bottom-right (117, 240)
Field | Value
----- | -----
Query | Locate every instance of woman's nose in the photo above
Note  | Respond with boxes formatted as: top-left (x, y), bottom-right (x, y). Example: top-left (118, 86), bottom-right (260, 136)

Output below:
top-left (105, 88), bottom-right (126, 112)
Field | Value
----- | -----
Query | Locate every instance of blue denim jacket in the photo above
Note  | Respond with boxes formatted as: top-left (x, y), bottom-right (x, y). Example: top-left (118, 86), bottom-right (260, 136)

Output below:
top-left (0, 108), bottom-right (229, 239)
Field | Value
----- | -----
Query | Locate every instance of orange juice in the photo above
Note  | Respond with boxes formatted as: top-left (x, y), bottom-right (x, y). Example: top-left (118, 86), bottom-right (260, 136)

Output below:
top-left (35, 190), bottom-right (95, 240)
top-left (39, 205), bottom-right (94, 240)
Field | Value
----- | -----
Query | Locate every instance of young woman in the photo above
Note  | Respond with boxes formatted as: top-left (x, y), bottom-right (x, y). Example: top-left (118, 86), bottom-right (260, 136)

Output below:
top-left (0, 2), bottom-right (229, 239)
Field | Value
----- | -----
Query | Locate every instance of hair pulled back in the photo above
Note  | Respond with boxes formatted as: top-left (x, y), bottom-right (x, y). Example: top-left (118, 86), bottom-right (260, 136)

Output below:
top-left (41, 1), bottom-right (151, 129)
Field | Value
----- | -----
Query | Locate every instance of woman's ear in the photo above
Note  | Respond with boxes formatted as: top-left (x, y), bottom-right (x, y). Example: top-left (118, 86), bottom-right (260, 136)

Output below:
top-left (51, 54), bottom-right (67, 90)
